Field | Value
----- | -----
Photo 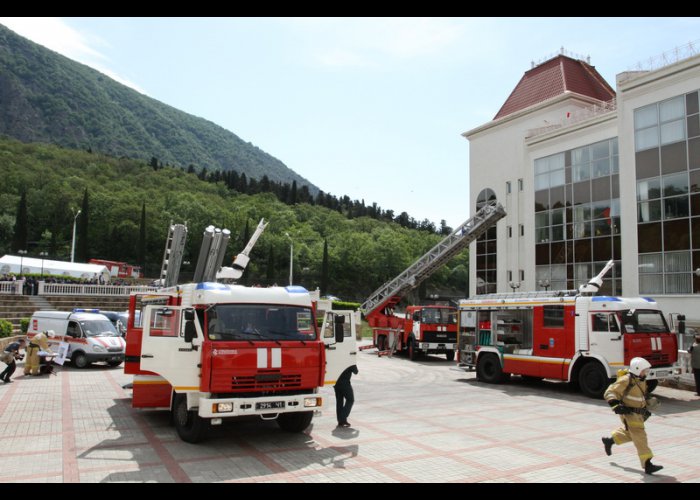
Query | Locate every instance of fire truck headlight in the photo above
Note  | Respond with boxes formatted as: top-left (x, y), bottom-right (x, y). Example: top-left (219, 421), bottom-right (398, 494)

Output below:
top-left (304, 397), bottom-right (321, 408)
top-left (213, 403), bottom-right (234, 413)
top-left (93, 345), bottom-right (106, 352)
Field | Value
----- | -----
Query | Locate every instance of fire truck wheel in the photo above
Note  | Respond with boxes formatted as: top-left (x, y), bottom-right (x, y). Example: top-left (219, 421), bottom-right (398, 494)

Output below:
top-left (173, 393), bottom-right (208, 443)
top-left (72, 352), bottom-right (89, 369)
top-left (476, 353), bottom-right (504, 384)
top-left (277, 411), bottom-right (313, 433)
top-left (646, 380), bottom-right (658, 393)
top-left (445, 349), bottom-right (455, 361)
top-left (578, 362), bottom-right (610, 399)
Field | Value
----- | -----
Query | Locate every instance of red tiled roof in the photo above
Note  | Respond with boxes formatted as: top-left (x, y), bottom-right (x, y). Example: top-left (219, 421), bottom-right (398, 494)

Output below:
top-left (494, 55), bottom-right (615, 120)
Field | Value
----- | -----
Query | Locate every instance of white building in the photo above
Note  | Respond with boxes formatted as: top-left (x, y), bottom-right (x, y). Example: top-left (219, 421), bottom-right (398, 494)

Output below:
top-left (464, 48), bottom-right (700, 321)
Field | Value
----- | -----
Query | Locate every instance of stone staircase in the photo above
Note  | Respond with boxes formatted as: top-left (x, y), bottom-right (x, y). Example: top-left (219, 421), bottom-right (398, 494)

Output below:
top-left (0, 295), bottom-right (131, 333)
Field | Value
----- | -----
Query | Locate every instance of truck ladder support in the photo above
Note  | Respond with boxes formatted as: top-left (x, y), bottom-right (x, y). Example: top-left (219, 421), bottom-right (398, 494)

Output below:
top-left (159, 223), bottom-right (188, 288)
top-left (361, 201), bottom-right (506, 317)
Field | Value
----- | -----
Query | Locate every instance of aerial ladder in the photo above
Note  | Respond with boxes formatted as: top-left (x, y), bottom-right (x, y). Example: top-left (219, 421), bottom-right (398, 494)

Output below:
top-left (217, 218), bottom-right (268, 281)
top-left (158, 222), bottom-right (188, 288)
top-left (360, 201), bottom-right (507, 356)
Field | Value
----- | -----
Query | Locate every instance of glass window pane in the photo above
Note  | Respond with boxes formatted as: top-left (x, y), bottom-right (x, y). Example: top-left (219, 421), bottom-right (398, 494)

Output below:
top-left (662, 172), bottom-right (689, 196)
top-left (663, 196), bottom-right (689, 219)
top-left (660, 119), bottom-right (686, 145)
top-left (637, 201), bottom-right (662, 222)
top-left (640, 274), bottom-right (664, 294)
top-left (612, 138), bottom-right (619, 156)
top-left (611, 155), bottom-right (619, 174)
top-left (591, 141), bottom-right (610, 160)
top-left (636, 127), bottom-right (659, 151)
top-left (536, 227), bottom-right (549, 243)
top-left (592, 158), bottom-right (610, 178)
top-left (534, 174), bottom-right (549, 190)
top-left (534, 158), bottom-right (548, 175)
top-left (571, 146), bottom-right (589, 165)
top-left (551, 225), bottom-right (564, 241)
top-left (551, 209), bottom-right (564, 225)
top-left (637, 178), bottom-right (661, 201)
top-left (639, 253), bottom-right (662, 274)
top-left (665, 273), bottom-right (691, 294)
top-left (573, 162), bottom-right (590, 182)
top-left (659, 95), bottom-right (685, 122)
top-left (664, 251), bottom-right (691, 272)
top-left (535, 212), bottom-right (549, 228)
top-left (573, 221), bottom-right (592, 238)
top-left (550, 169), bottom-right (565, 188)
top-left (635, 104), bottom-right (658, 129)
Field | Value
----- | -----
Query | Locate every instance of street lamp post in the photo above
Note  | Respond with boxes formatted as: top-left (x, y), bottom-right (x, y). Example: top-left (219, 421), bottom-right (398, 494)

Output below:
top-left (39, 251), bottom-right (48, 278)
top-left (17, 249), bottom-right (27, 277)
top-left (284, 232), bottom-right (293, 286)
top-left (509, 281), bottom-right (521, 293)
top-left (538, 279), bottom-right (551, 291)
top-left (71, 209), bottom-right (81, 263)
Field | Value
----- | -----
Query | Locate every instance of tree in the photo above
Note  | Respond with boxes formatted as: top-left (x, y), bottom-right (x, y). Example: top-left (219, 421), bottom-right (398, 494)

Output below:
top-left (266, 243), bottom-right (275, 285)
top-left (138, 201), bottom-right (146, 275)
top-left (149, 156), bottom-right (159, 171)
top-left (320, 239), bottom-right (329, 296)
top-left (11, 191), bottom-right (28, 252)
top-left (77, 188), bottom-right (89, 262)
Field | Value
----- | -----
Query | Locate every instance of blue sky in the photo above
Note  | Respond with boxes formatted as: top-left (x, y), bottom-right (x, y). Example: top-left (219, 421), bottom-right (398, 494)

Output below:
top-left (2, 17), bottom-right (699, 229)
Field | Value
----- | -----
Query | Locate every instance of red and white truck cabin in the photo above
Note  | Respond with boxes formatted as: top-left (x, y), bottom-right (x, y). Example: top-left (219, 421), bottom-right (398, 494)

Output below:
top-left (457, 294), bottom-right (680, 398)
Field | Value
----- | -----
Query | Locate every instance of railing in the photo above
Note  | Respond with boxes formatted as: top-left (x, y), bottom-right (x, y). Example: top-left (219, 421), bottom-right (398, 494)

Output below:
top-left (0, 281), bottom-right (24, 295)
top-left (527, 98), bottom-right (617, 139)
top-left (624, 39), bottom-right (700, 80)
top-left (38, 282), bottom-right (159, 296)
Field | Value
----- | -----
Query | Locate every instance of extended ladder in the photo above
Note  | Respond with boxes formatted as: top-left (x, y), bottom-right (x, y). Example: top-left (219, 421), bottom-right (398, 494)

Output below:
top-left (158, 223), bottom-right (188, 288)
top-left (361, 201), bottom-right (506, 317)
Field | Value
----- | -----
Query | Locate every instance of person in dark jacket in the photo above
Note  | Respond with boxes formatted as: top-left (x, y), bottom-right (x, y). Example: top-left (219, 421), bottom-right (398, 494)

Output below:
top-left (688, 334), bottom-right (700, 395)
top-left (0, 338), bottom-right (26, 383)
top-left (334, 364), bottom-right (358, 427)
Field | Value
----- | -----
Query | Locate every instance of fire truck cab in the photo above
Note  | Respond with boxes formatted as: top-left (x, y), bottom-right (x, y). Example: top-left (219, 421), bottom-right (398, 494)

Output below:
top-left (125, 283), bottom-right (357, 443)
top-left (458, 293), bottom-right (680, 398)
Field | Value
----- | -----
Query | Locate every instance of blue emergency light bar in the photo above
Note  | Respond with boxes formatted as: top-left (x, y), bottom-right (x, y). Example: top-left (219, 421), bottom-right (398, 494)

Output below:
top-left (72, 308), bottom-right (101, 313)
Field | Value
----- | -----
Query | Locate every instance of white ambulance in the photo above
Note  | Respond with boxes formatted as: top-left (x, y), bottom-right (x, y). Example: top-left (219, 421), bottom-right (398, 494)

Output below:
top-left (27, 309), bottom-right (126, 368)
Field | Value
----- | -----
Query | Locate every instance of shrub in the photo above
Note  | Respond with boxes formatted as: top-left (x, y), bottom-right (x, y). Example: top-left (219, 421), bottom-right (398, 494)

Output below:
top-left (20, 318), bottom-right (29, 334)
top-left (0, 319), bottom-right (13, 338)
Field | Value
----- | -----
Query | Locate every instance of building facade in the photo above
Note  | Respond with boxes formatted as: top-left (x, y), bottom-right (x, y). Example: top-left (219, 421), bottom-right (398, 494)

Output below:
top-left (465, 49), bottom-right (700, 321)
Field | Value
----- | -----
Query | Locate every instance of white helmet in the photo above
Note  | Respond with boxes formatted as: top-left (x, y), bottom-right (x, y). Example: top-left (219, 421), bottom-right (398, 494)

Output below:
top-left (44, 330), bottom-right (56, 338)
top-left (629, 357), bottom-right (652, 377)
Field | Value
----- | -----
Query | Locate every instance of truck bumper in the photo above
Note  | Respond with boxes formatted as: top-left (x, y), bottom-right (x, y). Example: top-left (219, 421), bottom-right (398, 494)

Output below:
top-left (647, 366), bottom-right (683, 380)
top-left (418, 342), bottom-right (456, 353)
top-left (197, 393), bottom-right (324, 419)
top-left (82, 352), bottom-right (124, 364)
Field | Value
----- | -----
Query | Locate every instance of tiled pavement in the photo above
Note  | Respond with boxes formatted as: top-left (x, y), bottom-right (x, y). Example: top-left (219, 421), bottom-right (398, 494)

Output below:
top-left (1, 349), bottom-right (699, 483)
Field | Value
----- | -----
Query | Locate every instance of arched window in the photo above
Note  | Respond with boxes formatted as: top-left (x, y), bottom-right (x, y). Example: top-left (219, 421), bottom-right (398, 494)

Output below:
top-left (475, 188), bottom-right (497, 294)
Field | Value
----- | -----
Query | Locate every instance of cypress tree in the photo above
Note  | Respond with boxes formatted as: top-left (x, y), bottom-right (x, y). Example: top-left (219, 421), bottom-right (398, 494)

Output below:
top-left (320, 239), bottom-right (329, 296)
top-left (11, 191), bottom-right (28, 252)
top-left (77, 188), bottom-right (89, 262)
top-left (138, 201), bottom-right (146, 275)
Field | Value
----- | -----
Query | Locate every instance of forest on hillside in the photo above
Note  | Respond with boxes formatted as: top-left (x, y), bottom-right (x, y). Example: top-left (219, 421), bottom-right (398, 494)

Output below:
top-left (0, 138), bottom-right (469, 302)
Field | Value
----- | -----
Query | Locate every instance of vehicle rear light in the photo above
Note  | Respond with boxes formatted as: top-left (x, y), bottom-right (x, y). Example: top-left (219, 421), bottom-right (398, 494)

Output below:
top-left (304, 397), bottom-right (322, 408)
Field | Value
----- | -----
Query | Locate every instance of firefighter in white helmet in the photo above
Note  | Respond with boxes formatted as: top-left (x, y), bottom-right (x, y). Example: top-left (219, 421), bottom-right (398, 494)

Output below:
top-left (601, 357), bottom-right (663, 475)
top-left (24, 330), bottom-right (54, 376)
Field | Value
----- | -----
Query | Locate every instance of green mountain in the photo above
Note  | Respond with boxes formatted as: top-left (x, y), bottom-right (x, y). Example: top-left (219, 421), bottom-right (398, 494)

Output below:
top-left (0, 23), bottom-right (317, 190)
top-left (0, 137), bottom-right (469, 301)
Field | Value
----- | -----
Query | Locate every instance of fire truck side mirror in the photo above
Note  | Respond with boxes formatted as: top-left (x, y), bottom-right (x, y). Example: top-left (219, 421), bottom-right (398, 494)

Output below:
top-left (184, 309), bottom-right (195, 321)
top-left (678, 314), bottom-right (686, 334)
top-left (334, 314), bottom-right (345, 343)
top-left (184, 321), bottom-right (197, 343)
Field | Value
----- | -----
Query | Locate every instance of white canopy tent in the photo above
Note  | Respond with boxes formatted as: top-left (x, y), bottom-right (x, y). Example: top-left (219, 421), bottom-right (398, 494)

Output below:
top-left (0, 255), bottom-right (111, 282)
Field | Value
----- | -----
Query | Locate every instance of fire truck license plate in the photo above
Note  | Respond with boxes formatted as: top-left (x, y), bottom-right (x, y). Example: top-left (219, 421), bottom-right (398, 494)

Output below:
top-left (256, 401), bottom-right (285, 410)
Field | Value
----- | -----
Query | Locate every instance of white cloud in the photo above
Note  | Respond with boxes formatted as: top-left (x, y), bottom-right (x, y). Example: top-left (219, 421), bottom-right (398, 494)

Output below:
top-left (283, 17), bottom-right (466, 68)
top-left (0, 17), bottom-right (146, 94)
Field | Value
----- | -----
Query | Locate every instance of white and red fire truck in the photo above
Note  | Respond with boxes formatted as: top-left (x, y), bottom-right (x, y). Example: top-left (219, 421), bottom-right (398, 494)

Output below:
top-left (125, 284), bottom-right (357, 443)
top-left (457, 260), bottom-right (681, 398)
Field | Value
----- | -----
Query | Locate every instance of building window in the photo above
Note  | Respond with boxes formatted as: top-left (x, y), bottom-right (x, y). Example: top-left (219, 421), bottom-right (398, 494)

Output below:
top-left (507, 270), bottom-right (512, 281)
top-left (507, 225), bottom-right (512, 238)
top-left (543, 306), bottom-right (565, 327)
top-left (506, 181), bottom-right (511, 194)
top-left (476, 188), bottom-right (498, 294)
top-left (634, 90), bottom-right (700, 294)
top-left (518, 178), bottom-right (524, 191)
top-left (520, 224), bottom-right (524, 237)
top-left (519, 270), bottom-right (524, 281)
top-left (534, 137), bottom-right (621, 294)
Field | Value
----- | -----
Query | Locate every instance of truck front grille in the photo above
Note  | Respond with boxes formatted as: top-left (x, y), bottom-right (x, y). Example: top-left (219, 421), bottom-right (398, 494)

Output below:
top-left (421, 331), bottom-right (457, 343)
top-left (231, 374), bottom-right (302, 391)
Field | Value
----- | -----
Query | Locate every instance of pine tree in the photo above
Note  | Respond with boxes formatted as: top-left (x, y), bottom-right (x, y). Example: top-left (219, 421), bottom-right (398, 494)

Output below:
top-left (11, 191), bottom-right (28, 252)
top-left (266, 243), bottom-right (275, 285)
top-left (320, 239), bottom-right (329, 296)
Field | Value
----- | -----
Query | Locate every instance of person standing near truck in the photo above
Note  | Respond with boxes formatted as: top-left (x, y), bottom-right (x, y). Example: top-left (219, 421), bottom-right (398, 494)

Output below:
top-left (334, 364), bottom-right (358, 428)
top-left (688, 334), bottom-right (700, 395)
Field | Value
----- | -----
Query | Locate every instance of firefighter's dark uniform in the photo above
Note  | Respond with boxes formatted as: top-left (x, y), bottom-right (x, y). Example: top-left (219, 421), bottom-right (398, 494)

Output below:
top-left (334, 364), bottom-right (358, 426)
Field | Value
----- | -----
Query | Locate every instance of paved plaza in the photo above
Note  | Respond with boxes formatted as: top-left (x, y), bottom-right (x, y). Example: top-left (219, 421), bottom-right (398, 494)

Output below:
top-left (0, 347), bottom-right (698, 483)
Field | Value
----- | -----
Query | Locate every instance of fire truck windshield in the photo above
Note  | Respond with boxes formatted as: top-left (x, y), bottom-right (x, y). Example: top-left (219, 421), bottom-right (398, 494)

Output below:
top-left (207, 304), bottom-right (317, 341)
top-left (620, 310), bottom-right (669, 334)
top-left (421, 308), bottom-right (456, 324)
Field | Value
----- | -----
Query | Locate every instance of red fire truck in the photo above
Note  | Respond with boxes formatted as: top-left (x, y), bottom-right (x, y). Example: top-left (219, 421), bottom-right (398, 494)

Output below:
top-left (89, 259), bottom-right (142, 279)
top-left (457, 260), bottom-right (681, 398)
top-left (124, 283), bottom-right (357, 443)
